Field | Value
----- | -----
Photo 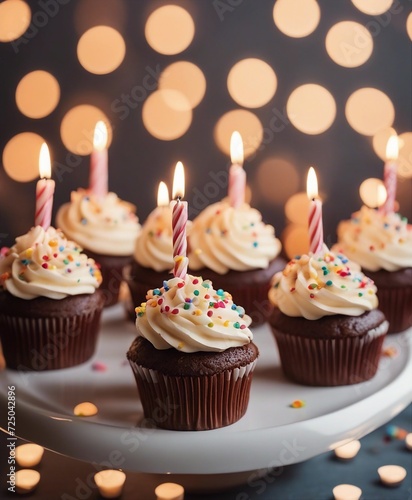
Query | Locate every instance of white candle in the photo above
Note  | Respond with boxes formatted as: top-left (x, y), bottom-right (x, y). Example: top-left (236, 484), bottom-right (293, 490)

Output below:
top-left (228, 131), bottom-right (246, 208)
top-left (15, 469), bottom-right (41, 494)
top-left (405, 433), bottom-right (412, 450)
top-left (90, 120), bottom-right (108, 199)
top-left (94, 470), bottom-right (126, 499)
top-left (171, 162), bottom-right (188, 279)
top-left (307, 166), bottom-right (323, 255)
top-left (16, 443), bottom-right (44, 467)
top-left (334, 440), bottom-right (361, 460)
top-left (155, 482), bottom-right (184, 500)
top-left (332, 484), bottom-right (362, 500)
top-left (35, 143), bottom-right (55, 230)
top-left (380, 135), bottom-right (399, 215)
top-left (377, 465), bottom-right (407, 487)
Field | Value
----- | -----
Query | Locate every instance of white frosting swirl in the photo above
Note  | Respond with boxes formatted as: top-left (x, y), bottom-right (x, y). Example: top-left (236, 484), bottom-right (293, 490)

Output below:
top-left (334, 206), bottom-right (412, 272)
top-left (56, 189), bottom-right (141, 256)
top-left (134, 206), bottom-right (173, 272)
top-left (0, 226), bottom-right (102, 300)
top-left (188, 200), bottom-right (281, 274)
top-left (135, 274), bottom-right (253, 353)
top-left (269, 246), bottom-right (378, 320)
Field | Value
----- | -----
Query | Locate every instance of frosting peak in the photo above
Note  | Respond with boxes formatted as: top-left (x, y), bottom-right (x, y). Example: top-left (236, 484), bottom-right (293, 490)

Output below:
top-left (188, 199), bottom-right (281, 274)
top-left (56, 189), bottom-right (141, 256)
top-left (334, 206), bottom-right (412, 272)
top-left (0, 226), bottom-right (101, 300)
top-left (269, 246), bottom-right (378, 320)
top-left (135, 274), bottom-right (253, 353)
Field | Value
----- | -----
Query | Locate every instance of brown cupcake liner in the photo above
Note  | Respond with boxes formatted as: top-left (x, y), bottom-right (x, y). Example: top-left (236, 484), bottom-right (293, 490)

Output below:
top-left (376, 286), bottom-right (412, 334)
top-left (0, 307), bottom-right (103, 371)
top-left (129, 360), bottom-right (257, 430)
top-left (271, 327), bottom-right (387, 386)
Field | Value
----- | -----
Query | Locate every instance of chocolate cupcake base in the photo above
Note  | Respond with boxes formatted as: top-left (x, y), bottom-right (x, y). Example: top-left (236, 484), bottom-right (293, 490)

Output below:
top-left (127, 337), bottom-right (258, 430)
top-left (270, 309), bottom-right (388, 386)
top-left (124, 262), bottom-right (172, 321)
top-left (189, 257), bottom-right (287, 326)
top-left (0, 291), bottom-right (104, 371)
top-left (85, 250), bottom-right (132, 308)
top-left (364, 267), bottom-right (412, 334)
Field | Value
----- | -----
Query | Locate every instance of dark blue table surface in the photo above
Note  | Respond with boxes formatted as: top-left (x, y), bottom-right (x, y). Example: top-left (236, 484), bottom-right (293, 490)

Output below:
top-left (1, 404), bottom-right (411, 500)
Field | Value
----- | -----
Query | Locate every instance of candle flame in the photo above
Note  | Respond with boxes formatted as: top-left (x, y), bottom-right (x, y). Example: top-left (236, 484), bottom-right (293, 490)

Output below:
top-left (157, 181), bottom-right (170, 207)
top-left (306, 166), bottom-right (318, 200)
top-left (230, 131), bottom-right (244, 166)
top-left (386, 135), bottom-right (399, 160)
top-left (172, 161), bottom-right (185, 199)
top-left (93, 121), bottom-right (108, 151)
top-left (39, 143), bottom-right (51, 179)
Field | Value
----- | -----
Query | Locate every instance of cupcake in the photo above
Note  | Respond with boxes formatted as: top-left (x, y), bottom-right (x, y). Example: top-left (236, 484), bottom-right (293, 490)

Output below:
top-left (125, 203), bottom-right (173, 321)
top-left (188, 199), bottom-right (286, 325)
top-left (127, 273), bottom-right (258, 430)
top-left (268, 246), bottom-right (389, 386)
top-left (333, 206), bottom-right (412, 333)
top-left (56, 189), bottom-right (141, 307)
top-left (0, 226), bottom-right (104, 371)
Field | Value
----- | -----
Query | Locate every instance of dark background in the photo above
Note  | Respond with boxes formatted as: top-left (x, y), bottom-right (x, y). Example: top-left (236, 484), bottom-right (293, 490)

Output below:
top-left (0, 0), bottom-right (411, 250)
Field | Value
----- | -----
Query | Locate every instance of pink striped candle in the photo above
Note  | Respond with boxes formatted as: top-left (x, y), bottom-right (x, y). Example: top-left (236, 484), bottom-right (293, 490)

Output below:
top-left (35, 143), bottom-right (55, 230)
top-left (380, 135), bottom-right (399, 215)
top-left (171, 162), bottom-right (188, 279)
top-left (307, 167), bottom-right (323, 255)
top-left (89, 121), bottom-right (108, 199)
top-left (228, 131), bottom-right (246, 208)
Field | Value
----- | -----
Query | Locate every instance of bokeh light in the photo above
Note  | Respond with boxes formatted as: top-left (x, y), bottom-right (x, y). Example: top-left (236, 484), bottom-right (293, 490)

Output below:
top-left (256, 158), bottom-right (299, 205)
top-left (0, 0), bottom-right (30, 42)
top-left (351, 0), bottom-right (393, 15)
top-left (77, 26), bottom-right (126, 75)
top-left (345, 88), bottom-right (395, 136)
top-left (325, 21), bottom-right (373, 68)
top-left (145, 5), bottom-right (194, 55)
top-left (227, 58), bottom-right (277, 108)
top-left (359, 178), bottom-right (387, 208)
top-left (284, 192), bottom-right (309, 224)
top-left (16, 71), bottom-right (60, 119)
top-left (159, 61), bottom-right (206, 109)
top-left (60, 105), bottom-right (112, 155)
top-left (287, 84), bottom-right (336, 134)
top-left (398, 132), bottom-right (412, 179)
top-left (282, 224), bottom-right (310, 259)
top-left (273, 0), bottom-right (320, 38)
top-left (372, 127), bottom-right (397, 161)
top-left (214, 110), bottom-right (263, 158)
top-left (142, 90), bottom-right (192, 140)
top-left (407, 13), bottom-right (412, 41)
top-left (3, 132), bottom-right (45, 182)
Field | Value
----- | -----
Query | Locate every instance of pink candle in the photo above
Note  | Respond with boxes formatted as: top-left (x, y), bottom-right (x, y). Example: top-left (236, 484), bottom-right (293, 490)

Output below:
top-left (228, 131), bottom-right (246, 208)
top-left (307, 167), bottom-right (323, 255)
top-left (35, 143), bottom-right (55, 230)
top-left (171, 162), bottom-right (188, 279)
top-left (89, 120), bottom-right (108, 199)
top-left (380, 135), bottom-right (398, 215)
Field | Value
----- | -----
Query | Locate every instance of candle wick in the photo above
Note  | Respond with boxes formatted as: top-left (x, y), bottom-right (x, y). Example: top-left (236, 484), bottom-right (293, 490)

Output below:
top-left (176, 196), bottom-right (182, 202)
